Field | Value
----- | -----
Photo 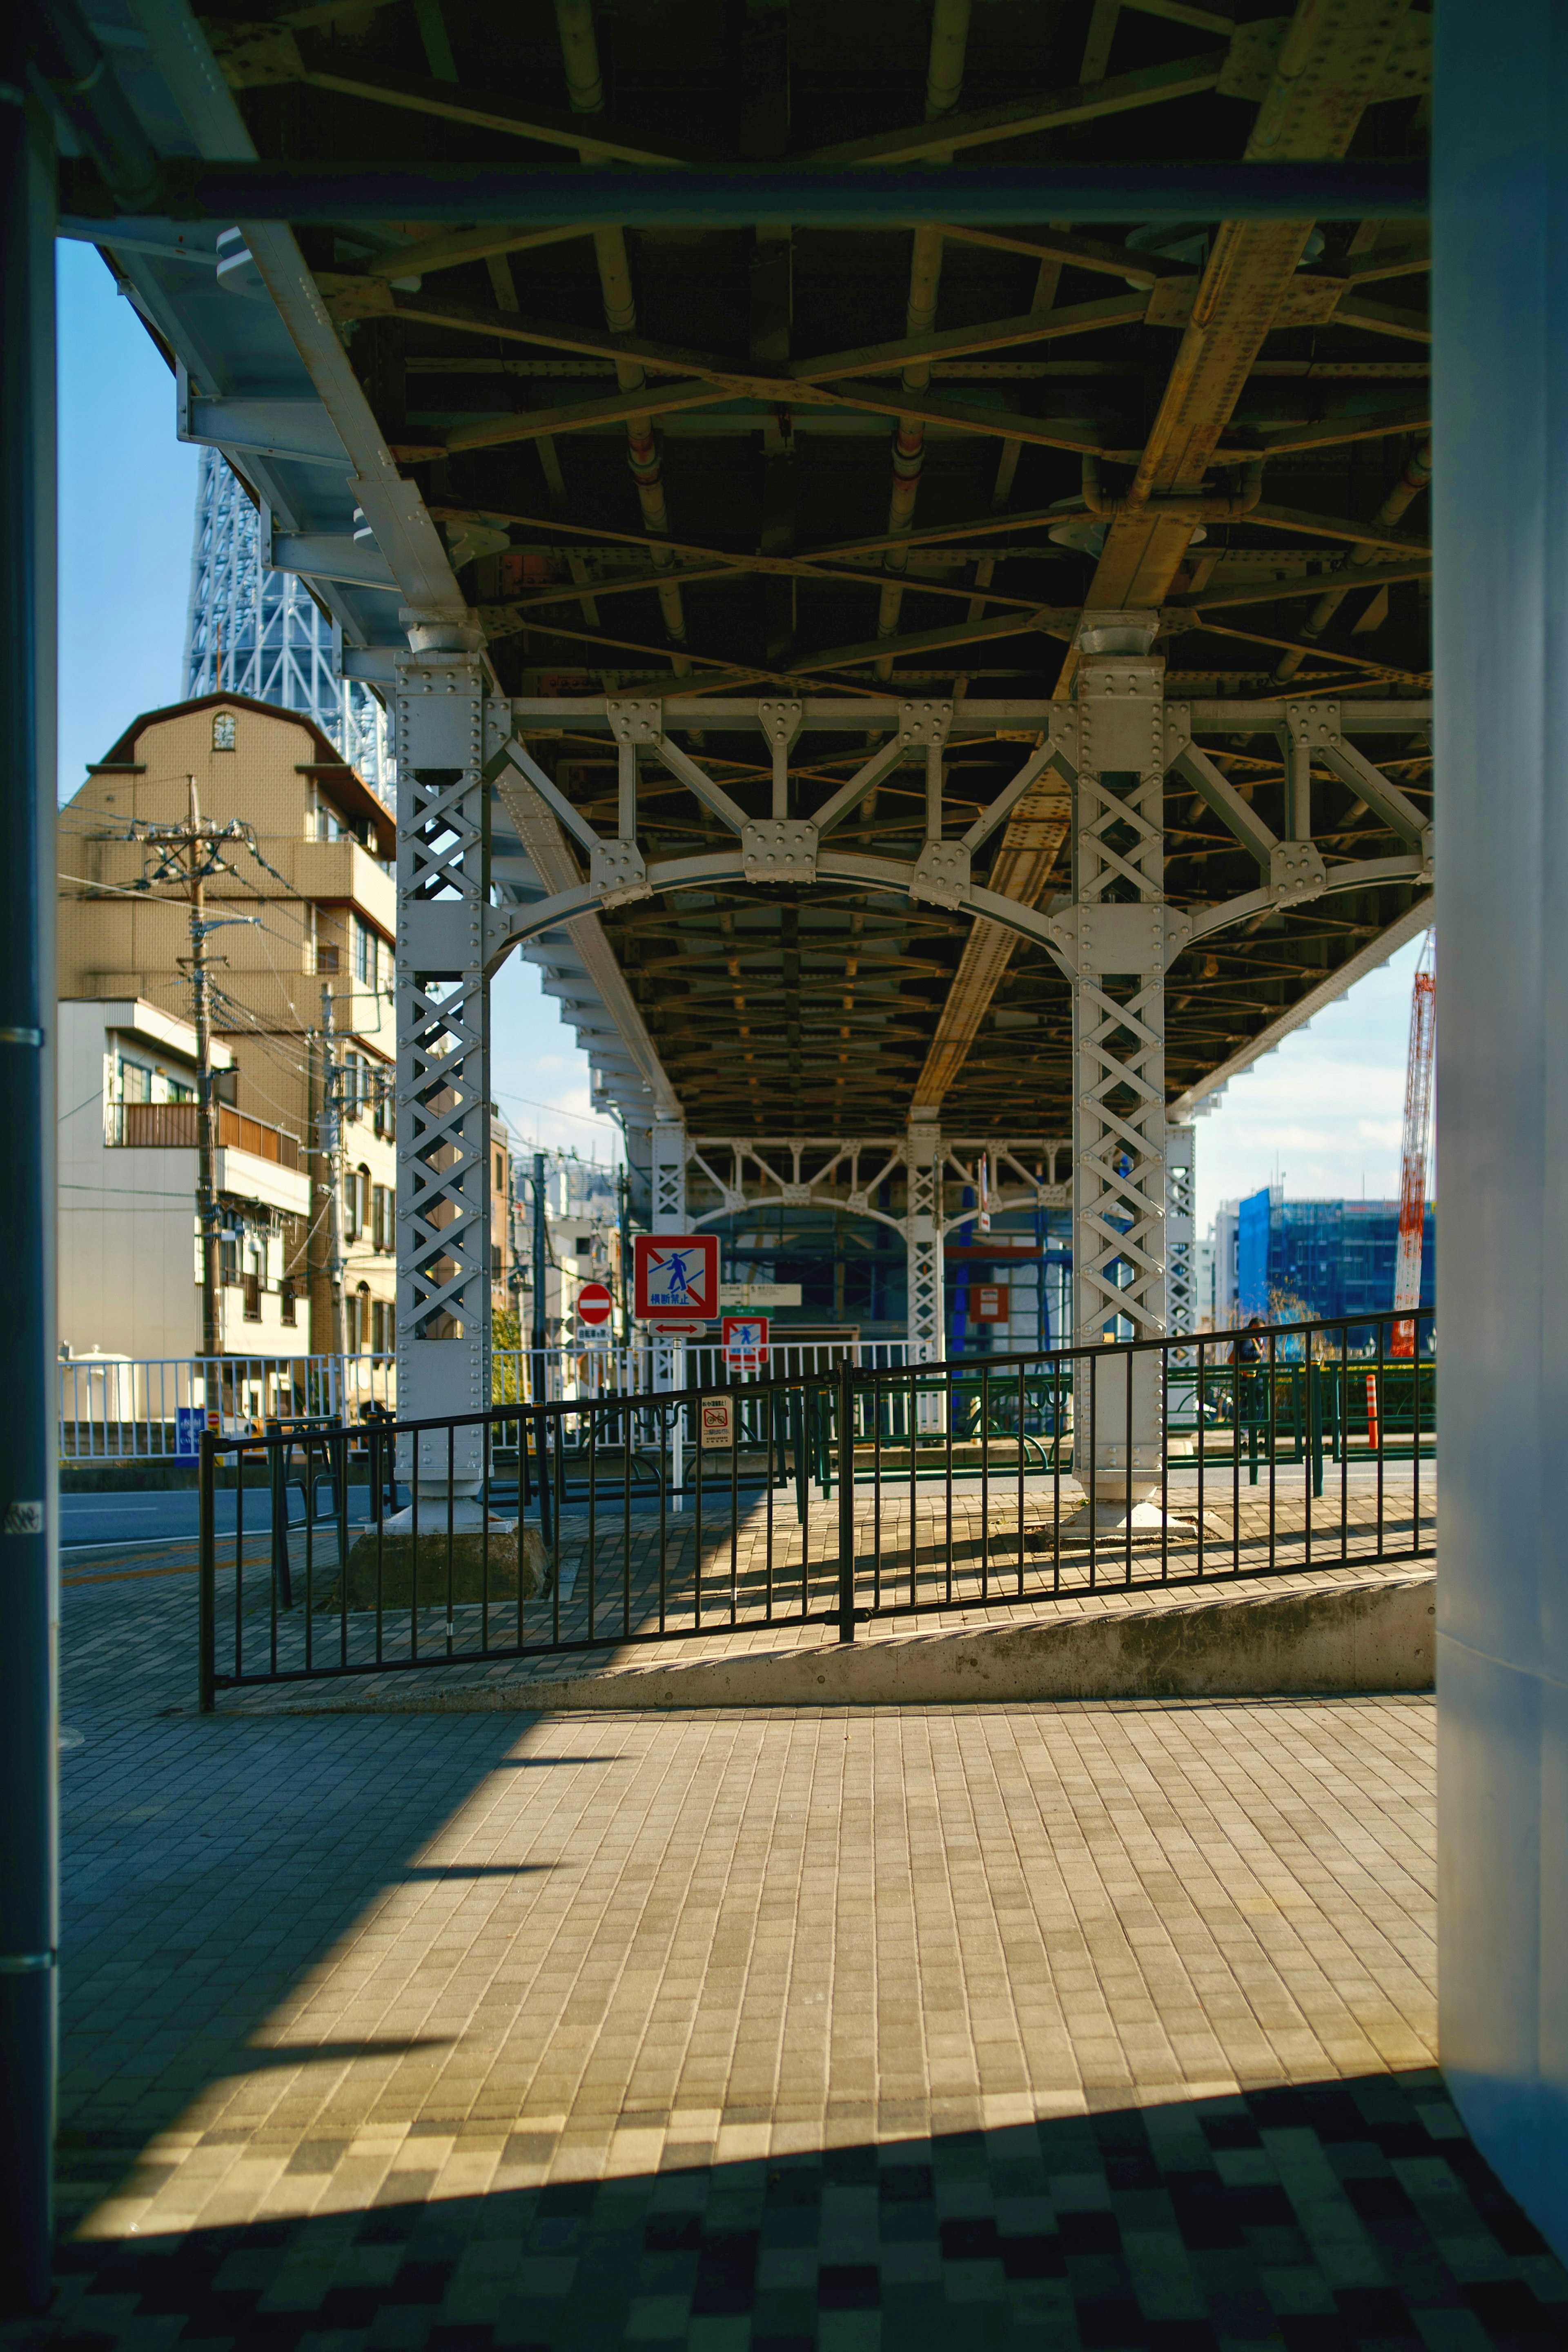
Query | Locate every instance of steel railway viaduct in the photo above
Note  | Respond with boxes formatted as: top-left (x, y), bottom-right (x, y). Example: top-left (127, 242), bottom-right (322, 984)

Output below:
top-left (4, 0), bottom-right (1568, 2310)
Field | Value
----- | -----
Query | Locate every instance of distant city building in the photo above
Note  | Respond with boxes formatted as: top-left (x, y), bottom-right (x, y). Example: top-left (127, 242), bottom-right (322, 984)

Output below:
top-left (513, 1153), bottom-right (622, 1346)
top-left (1202, 1198), bottom-right (1241, 1331)
top-left (1235, 1189), bottom-right (1435, 1331)
top-left (183, 448), bottom-right (392, 799)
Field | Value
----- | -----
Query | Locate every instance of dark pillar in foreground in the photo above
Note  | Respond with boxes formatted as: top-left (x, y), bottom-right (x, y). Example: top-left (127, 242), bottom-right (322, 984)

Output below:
top-left (1435, 0), bottom-right (1568, 2256)
top-left (0, 54), bottom-right (58, 2320)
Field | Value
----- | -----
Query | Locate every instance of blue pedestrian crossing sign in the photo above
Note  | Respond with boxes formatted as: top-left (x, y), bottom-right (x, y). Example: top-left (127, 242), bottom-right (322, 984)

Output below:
top-left (722, 1314), bottom-right (769, 1369)
top-left (633, 1232), bottom-right (719, 1321)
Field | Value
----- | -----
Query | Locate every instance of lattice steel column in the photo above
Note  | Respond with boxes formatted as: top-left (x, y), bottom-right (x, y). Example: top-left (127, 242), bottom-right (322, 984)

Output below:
top-left (394, 643), bottom-right (491, 1491)
top-left (651, 1120), bottom-right (688, 1230)
top-left (905, 1113), bottom-right (944, 1363)
top-left (1069, 611), bottom-right (1169, 1517)
top-left (1166, 1124), bottom-right (1196, 1340)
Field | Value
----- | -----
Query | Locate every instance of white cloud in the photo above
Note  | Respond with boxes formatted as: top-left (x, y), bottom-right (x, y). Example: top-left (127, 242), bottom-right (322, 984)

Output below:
top-left (1193, 931), bottom-right (1429, 1227)
top-left (489, 957), bottom-right (623, 1165)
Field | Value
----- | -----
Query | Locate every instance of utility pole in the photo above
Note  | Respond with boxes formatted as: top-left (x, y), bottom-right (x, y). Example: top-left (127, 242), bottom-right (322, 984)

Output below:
top-left (531, 1150), bottom-right (549, 1356)
top-left (617, 1164), bottom-right (632, 1345)
top-left (321, 983), bottom-right (347, 1361)
top-left (187, 777), bottom-right (221, 1359)
top-left (507, 1156), bottom-right (524, 1326)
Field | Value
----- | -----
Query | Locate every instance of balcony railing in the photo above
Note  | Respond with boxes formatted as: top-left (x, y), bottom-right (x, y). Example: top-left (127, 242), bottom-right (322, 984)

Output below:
top-left (107, 1100), bottom-right (302, 1169)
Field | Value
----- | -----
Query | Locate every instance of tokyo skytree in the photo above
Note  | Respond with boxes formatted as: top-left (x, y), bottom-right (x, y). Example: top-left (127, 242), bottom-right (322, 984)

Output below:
top-left (182, 448), bottom-right (392, 797)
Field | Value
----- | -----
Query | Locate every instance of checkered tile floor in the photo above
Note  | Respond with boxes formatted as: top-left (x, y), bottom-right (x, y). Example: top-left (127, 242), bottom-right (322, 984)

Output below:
top-left (39, 2074), bottom-right (1568, 2349)
top-left (8, 1543), bottom-right (1561, 2348)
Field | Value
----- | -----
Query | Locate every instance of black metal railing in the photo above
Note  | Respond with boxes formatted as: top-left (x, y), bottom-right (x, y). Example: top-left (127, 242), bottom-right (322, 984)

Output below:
top-left (197, 1308), bottom-right (1434, 1706)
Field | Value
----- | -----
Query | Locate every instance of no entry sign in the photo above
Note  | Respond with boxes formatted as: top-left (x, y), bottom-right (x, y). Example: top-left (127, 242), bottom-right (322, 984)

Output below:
top-left (577, 1281), bottom-right (613, 1327)
top-left (633, 1233), bottom-right (718, 1321)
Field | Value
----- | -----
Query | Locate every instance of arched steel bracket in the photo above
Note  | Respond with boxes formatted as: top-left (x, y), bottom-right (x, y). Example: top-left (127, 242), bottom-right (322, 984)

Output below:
top-left (478, 848), bottom-right (1429, 981)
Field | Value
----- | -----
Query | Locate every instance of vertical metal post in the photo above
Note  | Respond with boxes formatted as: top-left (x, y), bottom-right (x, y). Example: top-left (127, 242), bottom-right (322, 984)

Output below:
top-left (836, 1361), bottom-right (856, 1642)
top-left (0, 65), bottom-right (57, 2317)
top-left (394, 637), bottom-right (491, 1501)
top-left (1434, 0), bottom-right (1568, 2246)
top-left (651, 1119), bottom-right (687, 1502)
top-left (321, 982), bottom-right (347, 1360)
top-left (198, 1432), bottom-right (217, 1713)
top-left (530, 1150), bottom-right (548, 1358)
top-left (1069, 609), bottom-right (1169, 1528)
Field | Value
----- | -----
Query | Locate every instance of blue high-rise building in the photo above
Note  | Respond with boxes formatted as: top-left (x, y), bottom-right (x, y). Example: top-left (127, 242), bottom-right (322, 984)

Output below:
top-left (1236, 1190), bottom-right (1435, 1331)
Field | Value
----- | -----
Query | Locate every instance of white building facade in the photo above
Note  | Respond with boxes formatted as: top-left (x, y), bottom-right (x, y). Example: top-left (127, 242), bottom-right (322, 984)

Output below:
top-left (58, 998), bottom-right (312, 1363)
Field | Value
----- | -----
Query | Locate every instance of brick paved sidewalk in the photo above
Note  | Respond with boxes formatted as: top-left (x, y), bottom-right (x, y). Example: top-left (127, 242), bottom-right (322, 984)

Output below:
top-left (14, 1557), bottom-right (1564, 2349)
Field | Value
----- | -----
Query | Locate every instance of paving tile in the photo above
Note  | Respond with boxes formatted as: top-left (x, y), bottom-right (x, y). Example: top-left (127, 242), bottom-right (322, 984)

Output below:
top-left (17, 1544), bottom-right (1556, 2348)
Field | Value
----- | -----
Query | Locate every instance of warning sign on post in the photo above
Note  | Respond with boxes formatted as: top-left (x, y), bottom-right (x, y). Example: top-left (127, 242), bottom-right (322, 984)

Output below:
top-left (633, 1233), bottom-right (719, 1321)
top-left (699, 1394), bottom-right (735, 1448)
top-left (722, 1314), bottom-right (768, 1372)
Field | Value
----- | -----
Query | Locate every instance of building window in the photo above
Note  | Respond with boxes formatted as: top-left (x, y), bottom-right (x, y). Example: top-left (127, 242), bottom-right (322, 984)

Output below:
top-left (372, 1183), bottom-right (394, 1253)
top-left (495, 1151), bottom-right (506, 1192)
top-left (118, 1055), bottom-right (153, 1103)
top-left (374, 1074), bottom-right (394, 1140)
top-left (345, 1289), bottom-right (371, 1364)
top-left (343, 1166), bottom-right (370, 1242)
top-left (212, 710), bottom-right (236, 751)
top-left (243, 1272), bottom-right (262, 1322)
top-left (220, 1231), bottom-right (240, 1287)
top-left (354, 917), bottom-right (380, 991)
top-left (372, 1298), bottom-right (395, 1355)
top-left (346, 1052), bottom-right (375, 1119)
top-left (316, 943), bottom-right (339, 975)
top-left (281, 1279), bottom-right (297, 1327)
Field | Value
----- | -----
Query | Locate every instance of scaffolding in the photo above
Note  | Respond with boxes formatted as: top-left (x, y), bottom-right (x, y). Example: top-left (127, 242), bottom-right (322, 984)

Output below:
top-left (182, 448), bottom-right (392, 797)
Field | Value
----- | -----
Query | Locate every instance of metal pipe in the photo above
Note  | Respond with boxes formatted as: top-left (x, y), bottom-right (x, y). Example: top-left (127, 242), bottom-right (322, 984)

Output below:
top-left (33, 0), bottom-right (159, 210)
top-left (874, 0), bottom-right (972, 678)
top-left (1273, 439), bottom-right (1431, 682)
top-left (554, 0), bottom-right (687, 650)
top-left (0, 54), bottom-right (58, 2318)
top-left (321, 984), bottom-right (347, 1361)
top-left (1081, 452), bottom-right (1265, 521)
top-left (60, 159), bottom-right (1431, 230)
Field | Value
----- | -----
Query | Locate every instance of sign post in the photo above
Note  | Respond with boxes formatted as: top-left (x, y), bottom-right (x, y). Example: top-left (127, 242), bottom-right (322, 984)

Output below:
top-left (633, 1236), bottom-right (719, 1513)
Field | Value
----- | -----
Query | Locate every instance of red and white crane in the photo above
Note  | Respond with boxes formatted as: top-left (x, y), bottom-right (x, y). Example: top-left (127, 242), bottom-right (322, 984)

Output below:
top-left (1392, 933), bottom-right (1436, 1357)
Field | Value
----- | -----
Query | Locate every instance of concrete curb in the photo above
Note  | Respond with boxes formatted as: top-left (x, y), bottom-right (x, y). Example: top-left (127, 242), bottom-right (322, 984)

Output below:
top-left (233, 1571), bottom-right (1436, 1713)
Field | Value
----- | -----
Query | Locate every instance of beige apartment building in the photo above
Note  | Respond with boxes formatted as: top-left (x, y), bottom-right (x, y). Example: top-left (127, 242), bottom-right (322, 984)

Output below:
top-left (58, 693), bottom-right (399, 1359)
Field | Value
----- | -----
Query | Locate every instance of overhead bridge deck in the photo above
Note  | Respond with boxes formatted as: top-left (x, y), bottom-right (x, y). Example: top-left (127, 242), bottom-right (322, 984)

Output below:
top-left (46, 0), bottom-right (1433, 1425)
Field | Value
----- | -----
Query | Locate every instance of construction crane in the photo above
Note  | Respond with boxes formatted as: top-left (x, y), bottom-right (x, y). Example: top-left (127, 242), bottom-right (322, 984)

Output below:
top-left (1392, 935), bottom-right (1437, 1357)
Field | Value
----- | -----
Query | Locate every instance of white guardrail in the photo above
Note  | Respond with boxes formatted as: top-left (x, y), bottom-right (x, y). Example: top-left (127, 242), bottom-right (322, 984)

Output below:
top-left (58, 1342), bottom-right (916, 1460)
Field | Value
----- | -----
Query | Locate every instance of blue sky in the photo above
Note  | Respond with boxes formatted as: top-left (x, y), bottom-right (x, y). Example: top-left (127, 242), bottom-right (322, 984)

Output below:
top-left (57, 240), bottom-right (1421, 1212)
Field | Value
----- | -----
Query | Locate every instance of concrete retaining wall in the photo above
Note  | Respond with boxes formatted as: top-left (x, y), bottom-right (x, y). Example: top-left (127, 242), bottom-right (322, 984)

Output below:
top-left (253, 1573), bottom-right (1435, 1713)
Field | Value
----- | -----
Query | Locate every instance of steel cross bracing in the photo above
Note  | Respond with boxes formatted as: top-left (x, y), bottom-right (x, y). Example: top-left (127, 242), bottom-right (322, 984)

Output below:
top-left (1166, 1125), bottom-right (1196, 1343)
top-left (675, 1129), bottom-right (1069, 1365)
top-left (183, 448), bottom-right (392, 795)
top-left (394, 648), bottom-right (492, 1484)
top-left (1067, 616), bottom-right (1171, 1349)
top-left (470, 677), bottom-right (1430, 1399)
